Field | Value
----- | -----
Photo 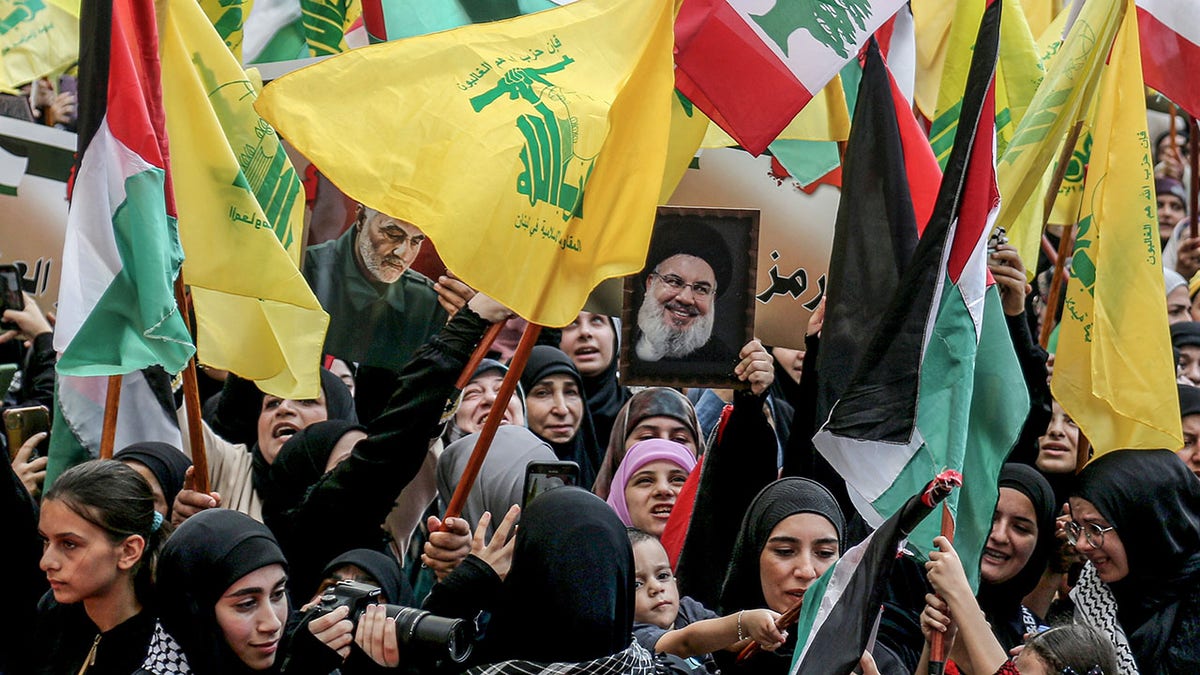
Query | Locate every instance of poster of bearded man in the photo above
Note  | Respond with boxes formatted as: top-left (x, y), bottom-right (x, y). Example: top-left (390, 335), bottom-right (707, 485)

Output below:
top-left (620, 207), bottom-right (759, 388)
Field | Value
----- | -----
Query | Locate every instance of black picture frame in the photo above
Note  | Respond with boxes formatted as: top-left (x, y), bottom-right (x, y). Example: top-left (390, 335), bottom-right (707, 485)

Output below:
top-left (619, 206), bottom-right (759, 389)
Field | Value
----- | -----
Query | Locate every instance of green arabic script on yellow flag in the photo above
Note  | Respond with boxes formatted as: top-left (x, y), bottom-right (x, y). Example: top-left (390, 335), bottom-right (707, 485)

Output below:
top-left (160, 0), bottom-right (329, 400)
top-left (994, 0), bottom-right (1123, 280)
top-left (255, 0), bottom-right (675, 327)
top-left (1051, 0), bottom-right (1181, 458)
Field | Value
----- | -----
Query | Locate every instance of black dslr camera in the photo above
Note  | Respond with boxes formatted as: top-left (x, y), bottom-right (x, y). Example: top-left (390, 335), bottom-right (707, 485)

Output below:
top-left (310, 580), bottom-right (474, 664)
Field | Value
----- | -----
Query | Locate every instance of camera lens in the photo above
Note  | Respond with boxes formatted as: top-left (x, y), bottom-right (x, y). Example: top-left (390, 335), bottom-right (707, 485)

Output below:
top-left (387, 606), bottom-right (474, 663)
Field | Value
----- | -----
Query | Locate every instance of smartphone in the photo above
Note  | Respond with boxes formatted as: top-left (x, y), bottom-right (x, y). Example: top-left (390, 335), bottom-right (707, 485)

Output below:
top-left (0, 363), bottom-right (16, 396)
top-left (0, 264), bottom-right (23, 329)
top-left (522, 460), bottom-right (580, 508)
top-left (986, 225), bottom-right (1009, 255)
top-left (57, 73), bottom-right (77, 98)
top-left (4, 404), bottom-right (49, 460)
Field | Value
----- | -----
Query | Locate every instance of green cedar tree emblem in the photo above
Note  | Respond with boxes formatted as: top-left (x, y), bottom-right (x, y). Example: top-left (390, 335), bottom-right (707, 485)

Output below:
top-left (752, 0), bottom-right (873, 60)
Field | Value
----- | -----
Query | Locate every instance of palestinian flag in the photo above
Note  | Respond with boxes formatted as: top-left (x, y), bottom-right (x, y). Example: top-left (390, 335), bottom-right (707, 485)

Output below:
top-left (789, 474), bottom-right (959, 674)
top-left (1136, 0), bottom-right (1200, 117)
top-left (53, 0), bottom-right (193, 378)
top-left (812, 0), bottom-right (1028, 591)
top-left (816, 37), bottom-right (932, 431)
top-left (673, 0), bottom-right (907, 155)
top-left (47, 0), bottom-right (193, 484)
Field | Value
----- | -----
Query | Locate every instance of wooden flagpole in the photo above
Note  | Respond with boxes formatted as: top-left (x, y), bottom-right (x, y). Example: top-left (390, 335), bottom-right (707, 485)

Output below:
top-left (1037, 120), bottom-right (1086, 348)
top-left (99, 375), bottom-right (122, 459)
top-left (456, 321), bottom-right (505, 389)
top-left (1039, 226), bottom-right (1077, 349)
top-left (173, 277), bottom-right (210, 493)
top-left (1189, 116), bottom-right (1198, 240)
top-left (442, 322), bottom-right (541, 522)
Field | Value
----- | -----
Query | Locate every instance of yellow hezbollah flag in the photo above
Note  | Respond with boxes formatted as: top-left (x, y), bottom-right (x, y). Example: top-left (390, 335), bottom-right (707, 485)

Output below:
top-left (660, 90), bottom-right (708, 204)
top-left (0, 0), bottom-right (78, 91)
top-left (911, 0), bottom-right (954, 121)
top-left (1020, 0), bottom-right (1061, 37)
top-left (930, 0), bottom-right (1041, 168)
top-left (160, 0), bottom-right (329, 399)
top-left (198, 0), bottom-right (251, 63)
top-left (1051, 0), bottom-right (1181, 457)
top-left (995, 0), bottom-right (1123, 280)
top-left (256, 0), bottom-right (674, 327)
top-left (1042, 6), bottom-right (1091, 226)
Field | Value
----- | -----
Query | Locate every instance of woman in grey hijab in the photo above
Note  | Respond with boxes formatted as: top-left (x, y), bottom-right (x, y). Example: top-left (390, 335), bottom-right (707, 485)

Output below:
top-left (436, 425), bottom-right (556, 539)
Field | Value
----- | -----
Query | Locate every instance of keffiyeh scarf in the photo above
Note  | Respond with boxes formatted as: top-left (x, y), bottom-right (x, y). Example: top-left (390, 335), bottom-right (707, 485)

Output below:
top-left (465, 641), bottom-right (654, 675)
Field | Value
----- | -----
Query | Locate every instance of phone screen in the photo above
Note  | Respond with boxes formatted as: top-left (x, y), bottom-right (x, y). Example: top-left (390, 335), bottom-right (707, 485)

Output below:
top-left (523, 461), bottom-right (580, 508)
top-left (0, 265), bottom-right (23, 319)
top-left (5, 405), bottom-right (50, 460)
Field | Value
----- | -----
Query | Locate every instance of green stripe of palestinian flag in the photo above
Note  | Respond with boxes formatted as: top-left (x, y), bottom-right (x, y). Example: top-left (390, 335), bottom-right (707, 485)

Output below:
top-left (866, 283), bottom-right (1025, 591)
top-left (55, 126), bottom-right (194, 375)
top-left (45, 369), bottom-right (181, 488)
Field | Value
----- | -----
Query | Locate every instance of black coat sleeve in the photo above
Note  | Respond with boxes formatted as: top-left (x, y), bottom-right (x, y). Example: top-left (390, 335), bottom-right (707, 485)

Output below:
top-left (2, 450), bottom-right (46, 674)
top-left (1005, 311), bottom-right (1051, 466)
top-left (16, 331), bottom-right (54, 410)
top-left (277, 307), bottom-right (492, 602)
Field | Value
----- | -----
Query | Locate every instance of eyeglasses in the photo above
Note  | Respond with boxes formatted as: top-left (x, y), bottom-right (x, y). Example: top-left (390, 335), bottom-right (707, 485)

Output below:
top-left (651, 272), bottom-right (714, 297)
top-left (1065, 520), bottom-right (1116, 548)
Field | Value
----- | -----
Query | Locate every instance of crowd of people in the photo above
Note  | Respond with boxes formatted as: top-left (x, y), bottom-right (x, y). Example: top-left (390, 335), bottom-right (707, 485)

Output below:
top-left (2, 65), bottom-right (1199, 675)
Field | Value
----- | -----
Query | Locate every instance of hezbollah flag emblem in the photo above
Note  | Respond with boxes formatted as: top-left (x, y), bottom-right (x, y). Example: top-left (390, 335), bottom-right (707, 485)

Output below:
top-left (256, 0), bottom-right (675, 327)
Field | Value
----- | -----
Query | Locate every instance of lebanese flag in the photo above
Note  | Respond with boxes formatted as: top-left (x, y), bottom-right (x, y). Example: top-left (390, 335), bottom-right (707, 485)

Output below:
top-left (1136, 0), bottom-right (1200, 117)
top-left (675, 0), bottom-right (907, 156)
top-left (54, 0), bottom-right (193, 377)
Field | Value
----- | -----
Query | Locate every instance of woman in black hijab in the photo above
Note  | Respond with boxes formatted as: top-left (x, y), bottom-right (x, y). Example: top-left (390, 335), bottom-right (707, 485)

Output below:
top-left (716, 477), bottom-right (845, 675)
top-left (114, 441), bottom-right (192, 519)
top-left (975, 464), bottom-right (1058, 652)
top-left (249, 369), bottom-right (359, 516)
top-left (1069, 449), bottom-right (1200, 673)
top-left (149, 508), bottom-right (292, 674)
top-left (517, 345), bottom-right (601, 488)
top-left (423, 486), bottom-right (654, 672)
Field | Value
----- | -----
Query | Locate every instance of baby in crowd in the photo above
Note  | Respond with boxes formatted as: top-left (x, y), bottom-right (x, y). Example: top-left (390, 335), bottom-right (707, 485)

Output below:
top-left (629, 528), bottom-right (785, 673)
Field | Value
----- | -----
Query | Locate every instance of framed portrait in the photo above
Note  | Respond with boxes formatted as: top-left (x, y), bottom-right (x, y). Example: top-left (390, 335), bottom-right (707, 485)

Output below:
top-left (619, 206), bottom-right (759, 389)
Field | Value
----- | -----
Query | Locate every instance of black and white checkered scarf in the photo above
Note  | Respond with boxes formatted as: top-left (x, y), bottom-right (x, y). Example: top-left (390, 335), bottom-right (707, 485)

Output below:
top-left (465, 640), bottom-right (654, 675)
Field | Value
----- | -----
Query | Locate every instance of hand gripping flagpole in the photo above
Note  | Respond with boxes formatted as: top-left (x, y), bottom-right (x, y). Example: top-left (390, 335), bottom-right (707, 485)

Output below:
top-left (927, 470), bottom-right (964, 675)
top-left (442, 322), bottom-right (541, 524)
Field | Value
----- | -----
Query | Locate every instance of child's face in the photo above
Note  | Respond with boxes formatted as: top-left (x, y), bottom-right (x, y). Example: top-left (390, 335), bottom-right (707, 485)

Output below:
top-left (632, 539), bottom-right (680, 629)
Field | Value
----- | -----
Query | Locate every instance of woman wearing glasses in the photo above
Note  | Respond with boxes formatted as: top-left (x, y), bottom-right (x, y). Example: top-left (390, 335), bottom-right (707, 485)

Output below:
top-left (1067, 449), bottom-right (1200, 673)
